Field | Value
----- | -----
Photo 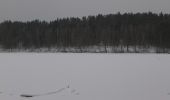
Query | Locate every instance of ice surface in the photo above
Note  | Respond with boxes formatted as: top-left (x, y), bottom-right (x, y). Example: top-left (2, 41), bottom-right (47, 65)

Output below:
top-left (0, 53), bottom-right (170, 100)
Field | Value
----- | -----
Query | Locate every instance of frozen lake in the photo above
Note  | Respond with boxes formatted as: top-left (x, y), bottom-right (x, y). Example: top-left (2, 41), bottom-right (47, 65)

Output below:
top-left (0, 53), bottom-right (170, 100)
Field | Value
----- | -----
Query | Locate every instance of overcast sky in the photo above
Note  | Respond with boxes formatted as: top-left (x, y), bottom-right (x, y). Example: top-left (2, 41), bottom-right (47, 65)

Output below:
top-left (0, 0), bottom-right (170, 22)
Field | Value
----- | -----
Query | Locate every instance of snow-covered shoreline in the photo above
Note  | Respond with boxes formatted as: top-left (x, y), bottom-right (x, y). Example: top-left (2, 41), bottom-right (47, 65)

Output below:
top-left (0, 46), bottom-right (170, 53)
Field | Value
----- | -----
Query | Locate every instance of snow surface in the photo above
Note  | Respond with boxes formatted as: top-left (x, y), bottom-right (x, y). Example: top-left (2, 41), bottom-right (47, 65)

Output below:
top-left (0, 53), bottom-right (170, 100)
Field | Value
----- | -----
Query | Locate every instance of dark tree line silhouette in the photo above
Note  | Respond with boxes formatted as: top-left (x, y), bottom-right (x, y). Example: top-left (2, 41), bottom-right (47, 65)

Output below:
top-left (0, 12), bottom-right (170, 52)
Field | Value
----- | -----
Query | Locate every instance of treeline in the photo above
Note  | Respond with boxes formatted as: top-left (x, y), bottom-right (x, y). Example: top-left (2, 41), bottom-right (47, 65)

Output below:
top-left (0, 12), bottom-right (170, 52)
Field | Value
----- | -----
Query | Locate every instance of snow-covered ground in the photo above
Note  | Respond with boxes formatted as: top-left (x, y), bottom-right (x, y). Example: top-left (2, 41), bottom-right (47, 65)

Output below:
top-left (0, 53), bottom-right (170, 100)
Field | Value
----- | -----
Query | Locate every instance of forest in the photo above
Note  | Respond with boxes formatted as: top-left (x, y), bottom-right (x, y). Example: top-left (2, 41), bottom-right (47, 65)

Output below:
top-left (0, 12), bottom-right (170, 53)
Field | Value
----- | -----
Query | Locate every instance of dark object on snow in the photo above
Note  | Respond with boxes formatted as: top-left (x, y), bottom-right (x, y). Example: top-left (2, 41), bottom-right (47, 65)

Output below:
top-left (19, 88), bottom-right (66, 98)
top-left (67, 85), bottom-right (70, 88)
top-left (20, 94), bottom-right (34, 98)
top-left (1, 85), bottom-right (73, 98)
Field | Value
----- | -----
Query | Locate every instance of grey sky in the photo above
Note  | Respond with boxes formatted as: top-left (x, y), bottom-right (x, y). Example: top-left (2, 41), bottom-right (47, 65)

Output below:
top-left (0, 0), bottom-right (170, 22)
